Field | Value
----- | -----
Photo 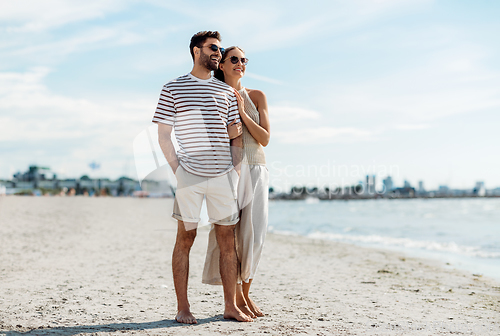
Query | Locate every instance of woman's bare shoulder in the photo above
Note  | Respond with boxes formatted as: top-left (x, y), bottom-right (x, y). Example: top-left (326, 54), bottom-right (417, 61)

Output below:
top-left (246, 89), bottom-right (267, 107)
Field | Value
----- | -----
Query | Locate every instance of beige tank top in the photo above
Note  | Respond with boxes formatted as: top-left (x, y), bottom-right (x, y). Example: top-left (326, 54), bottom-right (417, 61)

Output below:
top-left (238, 88), bottom-right (266, 165)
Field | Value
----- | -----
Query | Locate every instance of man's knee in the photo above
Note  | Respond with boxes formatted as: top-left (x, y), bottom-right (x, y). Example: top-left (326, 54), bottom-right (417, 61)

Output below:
top-left (214, 224), bottom-right (236, 250)
top-left (215, 224), bottom-right (235, 236)
top-left (176, 221), bottom-right (197, 247)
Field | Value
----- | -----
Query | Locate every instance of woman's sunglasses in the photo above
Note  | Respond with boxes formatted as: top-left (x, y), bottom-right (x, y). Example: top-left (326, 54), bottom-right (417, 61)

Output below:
top-left (225, 56), bottom-right (249, 65)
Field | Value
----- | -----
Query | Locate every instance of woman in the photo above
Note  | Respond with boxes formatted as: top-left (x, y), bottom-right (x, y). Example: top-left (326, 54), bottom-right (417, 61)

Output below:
top-left (202, 46), bottom-right (270, 319)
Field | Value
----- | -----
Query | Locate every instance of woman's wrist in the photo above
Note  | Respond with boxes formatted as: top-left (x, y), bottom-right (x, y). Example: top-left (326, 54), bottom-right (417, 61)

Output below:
top-left (239, 109), bottom-right (249, 120)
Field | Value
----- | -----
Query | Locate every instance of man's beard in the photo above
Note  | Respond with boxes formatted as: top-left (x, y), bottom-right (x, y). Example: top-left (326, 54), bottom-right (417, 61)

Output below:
top-left (200, 51), bottom-right (218, 71)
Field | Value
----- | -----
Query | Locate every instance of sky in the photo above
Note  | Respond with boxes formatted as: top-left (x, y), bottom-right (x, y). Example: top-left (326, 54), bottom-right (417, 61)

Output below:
top-left (1, 0), bottom-right (499, 192)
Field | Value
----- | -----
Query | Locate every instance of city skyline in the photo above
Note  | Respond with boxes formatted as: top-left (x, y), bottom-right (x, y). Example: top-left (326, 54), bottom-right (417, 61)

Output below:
top-left (3, 164), bottom-right (496, 197)
top-left (1, 1), bottom-right (499, 190)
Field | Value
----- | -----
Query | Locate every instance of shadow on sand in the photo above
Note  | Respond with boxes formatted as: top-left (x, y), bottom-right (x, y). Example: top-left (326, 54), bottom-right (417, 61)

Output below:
top-left (0, 316), bottom-right (228, 335)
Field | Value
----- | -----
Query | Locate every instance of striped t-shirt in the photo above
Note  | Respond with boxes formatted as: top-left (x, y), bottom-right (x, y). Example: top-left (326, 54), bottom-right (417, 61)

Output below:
top-left (152, 73), bottom-right (240, 177)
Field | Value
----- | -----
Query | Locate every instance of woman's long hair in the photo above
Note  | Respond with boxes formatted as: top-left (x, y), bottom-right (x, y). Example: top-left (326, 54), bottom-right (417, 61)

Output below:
top-left (214, 46), bottom-right (244, 82)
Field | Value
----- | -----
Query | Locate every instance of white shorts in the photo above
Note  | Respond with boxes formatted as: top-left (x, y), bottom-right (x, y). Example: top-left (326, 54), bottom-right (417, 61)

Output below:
top-left (172, 165), bottom-right (239, 226)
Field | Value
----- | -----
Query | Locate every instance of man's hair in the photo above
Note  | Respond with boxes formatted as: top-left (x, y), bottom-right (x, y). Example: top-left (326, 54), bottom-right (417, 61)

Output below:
top-left (189, 31), bottom-right (221, 60)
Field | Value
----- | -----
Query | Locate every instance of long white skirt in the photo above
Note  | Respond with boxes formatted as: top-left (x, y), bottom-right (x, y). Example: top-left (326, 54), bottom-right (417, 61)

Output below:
top-left (202, 164), bottom-right (269, 285)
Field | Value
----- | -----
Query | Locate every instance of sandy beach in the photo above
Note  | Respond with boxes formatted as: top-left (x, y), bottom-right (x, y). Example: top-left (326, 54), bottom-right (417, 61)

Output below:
top-left (0, 196), bottom-right (499, 335)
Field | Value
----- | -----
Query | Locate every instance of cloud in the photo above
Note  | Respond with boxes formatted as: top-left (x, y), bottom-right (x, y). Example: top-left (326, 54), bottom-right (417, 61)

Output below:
top-left (0, 0), bottom-right (129, 33)
top-left (3, 23), bottom-right (170, 65)
top-left (0, 2), bottom-right (184, 67)
top-left (146, 0), bottom-right (432, 53)
top-left (0, 68), bottom-right (152, 129)
top-left (148, 1), bottom-right (325, 52)
top-left (0, 68), bottom-right (155, 178)
top-left (392, 123), bottom-right (432, 130)
top-left (312, 38), bottom-right (500, 127)
top-left (342, 66), bottom-right (500, 123)
top-left (245, 72), bottom-right (283, 85)
top-left (269, 105), bottom-right (321, 122)
top-left (274, 127), bottom-right (374, 144)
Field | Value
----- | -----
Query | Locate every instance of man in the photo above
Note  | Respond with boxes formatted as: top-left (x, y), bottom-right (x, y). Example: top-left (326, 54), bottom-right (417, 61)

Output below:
top-left (152, 31), bottom-right (250, 324)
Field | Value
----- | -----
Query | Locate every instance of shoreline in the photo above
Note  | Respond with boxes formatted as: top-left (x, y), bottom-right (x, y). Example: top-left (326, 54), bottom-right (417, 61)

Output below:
top-left (270, 195), bottom-right (500, 201)
top-left (1, 197), bottom-right (499, 335)
top-left (269, 229), bottom-right (500, 282)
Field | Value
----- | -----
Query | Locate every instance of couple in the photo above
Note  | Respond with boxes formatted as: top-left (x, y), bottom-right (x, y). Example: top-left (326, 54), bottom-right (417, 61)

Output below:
top-left (152, 31), bottom-right (270, 324)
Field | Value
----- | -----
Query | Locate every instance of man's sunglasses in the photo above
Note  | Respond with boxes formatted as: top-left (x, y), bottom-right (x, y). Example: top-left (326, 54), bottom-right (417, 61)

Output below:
top-left (225, 56), bottom-right (249, 65)
top-left (202, 44), bottom-right (225, 54)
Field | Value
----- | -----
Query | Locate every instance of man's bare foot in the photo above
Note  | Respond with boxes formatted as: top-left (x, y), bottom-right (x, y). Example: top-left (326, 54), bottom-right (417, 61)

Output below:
top-left (245, 296), bottom-right (264, 317)
top-left (175, 309), bottom-right (197, 324)
top-left (223, 306), bottom-right (253, 322)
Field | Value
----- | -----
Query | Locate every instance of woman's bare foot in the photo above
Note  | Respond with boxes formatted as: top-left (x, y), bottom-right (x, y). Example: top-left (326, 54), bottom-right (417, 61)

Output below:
top-left (237, 302), bottom-right (256, 319)
top-left (175, 309), bottom-right (197, 324)
top-left (223, 305), bottom-right (253, 322)
top-left (236, 285), bottom-right (256, 318)
top-left (245, 296), bottom-right (264, 317)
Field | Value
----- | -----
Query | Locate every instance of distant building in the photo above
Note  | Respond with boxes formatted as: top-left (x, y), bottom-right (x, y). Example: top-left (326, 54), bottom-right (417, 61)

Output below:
top-left (392, 186), bottom-right (416, 198)
top-left (417, 181), bottom-right (425, 195)
top-left (403, 180), bottom-right (412, 188)
top-left (8, 165), bottom-right (141, 196)
top-left (13, 165), bottom-right (54, 188)
top-left (365, 175), bottom-right (376, 195)
top-left (437, 185), bottom-right (450, 196)
top-left (382, 176), bottom-right (394, 194)
top-left (473, 181), bottom-right (485, 197)
top-left (490, 187), bottom-right (500, 196)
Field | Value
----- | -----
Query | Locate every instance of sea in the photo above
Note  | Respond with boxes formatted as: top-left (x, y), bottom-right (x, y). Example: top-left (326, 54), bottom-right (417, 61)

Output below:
top-left (268, 198), bottom-right (500, 280)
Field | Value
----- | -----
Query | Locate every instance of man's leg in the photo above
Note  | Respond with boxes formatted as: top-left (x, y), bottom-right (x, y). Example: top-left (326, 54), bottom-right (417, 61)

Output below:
top-left (214, 224), bottom-right (252, 322)
top-left (172, 220), bottom-right (198, 324)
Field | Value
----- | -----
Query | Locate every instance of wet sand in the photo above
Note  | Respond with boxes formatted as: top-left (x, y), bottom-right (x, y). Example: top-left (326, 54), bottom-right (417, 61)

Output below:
top-left (0, 197), bottom-right (499, 335)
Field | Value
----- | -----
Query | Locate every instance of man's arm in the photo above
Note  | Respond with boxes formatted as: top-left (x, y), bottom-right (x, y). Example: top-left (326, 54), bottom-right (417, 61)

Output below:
top-left (227, 89), bottom-right (243, 175)
top-left (157, 123), bottom-right (179, 174)
top-left (230, 135), bottom-right (243, 176)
